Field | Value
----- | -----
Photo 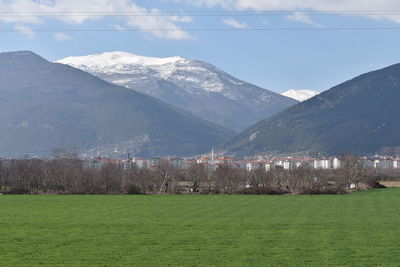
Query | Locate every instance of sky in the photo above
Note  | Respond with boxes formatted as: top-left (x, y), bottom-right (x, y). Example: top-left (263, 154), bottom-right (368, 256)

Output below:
top-left (2, 0), bottom-right (400, 93)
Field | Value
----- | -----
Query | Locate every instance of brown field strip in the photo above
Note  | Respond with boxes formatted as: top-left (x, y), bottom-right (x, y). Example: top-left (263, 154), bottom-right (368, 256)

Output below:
top-left (380, 181), bottom-right (400, 187)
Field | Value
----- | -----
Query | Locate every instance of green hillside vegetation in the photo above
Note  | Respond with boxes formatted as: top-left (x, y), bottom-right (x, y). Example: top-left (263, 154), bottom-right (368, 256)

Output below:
top-left (1, 189), bottom-right (400, 266)
top-left (224, 63), bottom-right (400, 155)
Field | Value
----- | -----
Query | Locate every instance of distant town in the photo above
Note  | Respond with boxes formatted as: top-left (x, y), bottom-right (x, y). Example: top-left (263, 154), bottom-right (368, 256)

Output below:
top-left (92, 155), bottom-right (400, 171)
top-left (2, 154), bottom-right (393, 172)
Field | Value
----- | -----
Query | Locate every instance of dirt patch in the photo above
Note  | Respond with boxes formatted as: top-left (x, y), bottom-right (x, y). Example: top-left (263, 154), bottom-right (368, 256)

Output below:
top-left (379, 181), bottom-right (400, 187)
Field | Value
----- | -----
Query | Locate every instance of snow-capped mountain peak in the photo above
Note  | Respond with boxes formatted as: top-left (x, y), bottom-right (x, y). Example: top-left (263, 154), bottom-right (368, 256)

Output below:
top-left (57, 51), bottom-right (234, 93)
top-left (58, 51), bottom-right (187, 69)
top-left (57, 51), bottom-right (297, 132)
top-left (282, 89), bottom-right (320, 102)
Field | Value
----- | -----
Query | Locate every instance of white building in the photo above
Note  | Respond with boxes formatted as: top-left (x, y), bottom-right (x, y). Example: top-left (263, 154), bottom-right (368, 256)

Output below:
top-left (283, 161), bottom-right (292, 170)
top-left (313, 159), bottom-right (331, 169)
top-left (135, 159), bottom-right (148, 169)
top-left (265, 163), bottom-right (271, 172)
top-left (275, 160), bottom-right (284, 167)
top-left (332, 158), bottom-right (341, 169)
top-left (246, 163), bottom-right (253, 172)
top-left (394, 160), bottom-right (399, 169)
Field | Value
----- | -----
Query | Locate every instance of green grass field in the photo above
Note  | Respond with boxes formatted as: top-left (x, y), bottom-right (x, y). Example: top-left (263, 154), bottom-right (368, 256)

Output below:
top-left (1, 189), bottom-right (399, 266)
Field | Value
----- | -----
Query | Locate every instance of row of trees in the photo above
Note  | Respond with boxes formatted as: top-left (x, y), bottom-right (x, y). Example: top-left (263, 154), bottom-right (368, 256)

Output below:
top-left (213, 157), bottom-right (382, 194)
top-left (0, 157), bottom-right (383, 195)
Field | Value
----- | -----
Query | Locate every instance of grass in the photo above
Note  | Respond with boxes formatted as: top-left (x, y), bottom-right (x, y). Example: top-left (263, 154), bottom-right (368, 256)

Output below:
top-left (1, 189), bottom-right (400, 266)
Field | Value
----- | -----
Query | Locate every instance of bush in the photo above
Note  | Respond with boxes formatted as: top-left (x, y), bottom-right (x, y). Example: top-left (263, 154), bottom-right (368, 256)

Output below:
top-left (6, 187), bottom-right (31, 194)
top-left (126, 184), bottom-right (143, 194)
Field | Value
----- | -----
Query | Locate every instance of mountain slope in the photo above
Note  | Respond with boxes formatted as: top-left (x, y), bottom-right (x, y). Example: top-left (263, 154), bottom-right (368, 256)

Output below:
top-left (224, 63), bottom-right (400, 156)
top-left (57, 52), bottom-right (297, 132)
top-left (282, 89), bottom-right (320, 102)
top-left (0, 51), bottom-right (233, 158)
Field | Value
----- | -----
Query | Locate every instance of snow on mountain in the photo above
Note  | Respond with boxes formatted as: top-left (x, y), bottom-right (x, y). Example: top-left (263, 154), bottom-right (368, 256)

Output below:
top-left (282, 89), bottom-right (320, 102)
top-left (59, 51), bottom-right (240, 95)
top-left (57, 51), bottom-right (297, 132)
top-left (61, 51), bottom-right (183, 67)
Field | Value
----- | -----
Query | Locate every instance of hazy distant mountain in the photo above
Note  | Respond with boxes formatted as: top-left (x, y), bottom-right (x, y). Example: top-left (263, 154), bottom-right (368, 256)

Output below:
top-left (0, 51), bottom-right (233, 158)
top-left (57, 51), bottom-right (297, 132)
top-left (223, 63), bottom-right (400, 156)
top-left (282, 89), bottom-right (320, 102)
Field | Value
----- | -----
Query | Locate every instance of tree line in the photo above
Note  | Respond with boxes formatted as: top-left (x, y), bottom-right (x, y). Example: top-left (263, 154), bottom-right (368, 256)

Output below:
top-left (0, 156), bottom-right (384, 195)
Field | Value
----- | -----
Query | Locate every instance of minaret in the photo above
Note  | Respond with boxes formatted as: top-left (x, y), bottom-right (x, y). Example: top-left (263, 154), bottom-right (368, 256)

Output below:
top-left (211, 147), bottom-right (214, 165)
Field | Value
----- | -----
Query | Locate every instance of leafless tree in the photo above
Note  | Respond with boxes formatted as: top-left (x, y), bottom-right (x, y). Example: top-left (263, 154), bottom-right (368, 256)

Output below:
top-left (186, 163), bottom-right (210, 192)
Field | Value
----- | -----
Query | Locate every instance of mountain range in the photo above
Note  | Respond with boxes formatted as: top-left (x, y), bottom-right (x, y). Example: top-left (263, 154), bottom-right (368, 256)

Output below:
top-left (223, 63), bottom-right (400, 156)
top-left (0, 51), bottom-right (233, 158)
top-left (57, 51), bottom-right (297, 132)
top-left (2, 50), bottom-right (399, 158)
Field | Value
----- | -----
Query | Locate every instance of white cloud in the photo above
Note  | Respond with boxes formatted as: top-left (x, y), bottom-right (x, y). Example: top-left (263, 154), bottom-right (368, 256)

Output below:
top-left (185, 0), bottom-right (234, 8)
top-left (115, 24), bottom-right (126, 31)
top-left (177, 0), bottom-right (400, 24)
top-left (222, 18), bottom-right (248, 29)
top-left (0, 0), bottom-right (192, 40)
top-left (170, 15), bottom-right (193, 23)
top-left (286, 12), bottom-right (323, 28)
top-left (54, 32), bottom-right (71, 41)
top-left (124, 8), bottom-right (192, 40)
top-left (14, 24), bottom-right (35, 38)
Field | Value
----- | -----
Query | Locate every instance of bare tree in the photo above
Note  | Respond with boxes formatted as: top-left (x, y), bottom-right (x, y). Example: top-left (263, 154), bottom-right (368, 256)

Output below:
top-left (99, 163), bottom-right (122, 194)
top-left (186, 163), bottom-right (209, 193)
